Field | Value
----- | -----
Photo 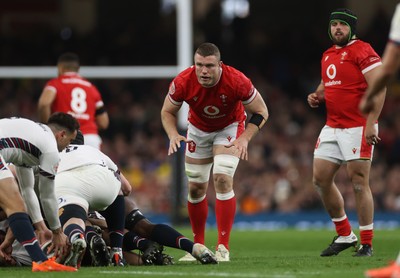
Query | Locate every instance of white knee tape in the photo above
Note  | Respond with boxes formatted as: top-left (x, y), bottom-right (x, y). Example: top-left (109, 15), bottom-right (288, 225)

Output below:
top-left (185, 163), bottom-right (213, 183)
top-left (213, 154), bottom-right (240, 177)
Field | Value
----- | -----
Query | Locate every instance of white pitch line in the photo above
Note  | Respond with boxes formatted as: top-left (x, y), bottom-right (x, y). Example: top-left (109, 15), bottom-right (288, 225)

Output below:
top-left (100, 270), bottom-right (298, 278)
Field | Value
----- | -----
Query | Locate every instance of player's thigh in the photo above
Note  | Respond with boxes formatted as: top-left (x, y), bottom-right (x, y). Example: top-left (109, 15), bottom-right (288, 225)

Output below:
top-left (312, 158), bottom-right (340, 186)
top-left (186, 123), bottom-right (214, 160)
top-left (0, 177), bottom-right (26, 214)
top-left (346, 159), bottom-right (371, 184)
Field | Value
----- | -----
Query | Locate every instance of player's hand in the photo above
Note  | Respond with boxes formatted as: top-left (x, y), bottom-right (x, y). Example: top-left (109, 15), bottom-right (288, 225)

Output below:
top-left (168, 135), bottom-right (190, 155)
top-left (307, 93), bottom-right (320, 108)
top-left (364, 124), bottom-right (380, 146)
top-left (0, 237), bottom-right (14, 262)
top-left (225, 137), bottom-right (249, 160)
top-left (49, 229), bottom-right (69, 258)
top-left (35, 227), bottom-right (53, 245)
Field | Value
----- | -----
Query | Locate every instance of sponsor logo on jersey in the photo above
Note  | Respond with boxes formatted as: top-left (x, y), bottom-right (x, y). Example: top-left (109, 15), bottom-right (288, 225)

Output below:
top-left (325, 64), bottom-right (342, 86)
top-left (203, 105), bottom-right (220, 116)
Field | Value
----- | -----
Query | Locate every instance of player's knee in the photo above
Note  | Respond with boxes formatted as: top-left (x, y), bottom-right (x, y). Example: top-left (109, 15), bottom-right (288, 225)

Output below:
top-left (213, 154), bottom-right (239, 177)
top-left (185, 163), bottom-right (213, 183)
top-left (59, 204), bottom-right (87, 226)
top-left (125, 209), bottom-right (147, 231)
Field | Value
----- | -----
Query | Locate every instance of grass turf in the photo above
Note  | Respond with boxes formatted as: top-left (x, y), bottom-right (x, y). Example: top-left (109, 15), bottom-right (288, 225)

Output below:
top-left (1, 228), bottom-right (399, 278)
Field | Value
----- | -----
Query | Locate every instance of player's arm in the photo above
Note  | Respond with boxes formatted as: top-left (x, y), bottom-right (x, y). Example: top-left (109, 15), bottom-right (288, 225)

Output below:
top-left (242, 91), bottom-right (269, 141)
top-left (37, 88), bottom-right (56, 123)
top-left (95, 110), bottom-right (109, 130)
top-left (362, 67), bottom-right (387, 145)
top-left (37, 173), bottom-right (61, 231)
top-left (120, 172), bottom-right (132, 196)
top-left (160, 95), bottom-right (187, 155)
top-left (307, 80), bottom-right (325, 108)
top-left (15, 166), bottom-right (44, 225)
top-left (360, 42), bottom-right (400, 114)
top-left (229, 91), bottom-right (269, 161)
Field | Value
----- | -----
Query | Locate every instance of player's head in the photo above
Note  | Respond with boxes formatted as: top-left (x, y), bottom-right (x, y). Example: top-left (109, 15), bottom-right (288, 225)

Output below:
top-left (57, 52), bottom-right (80, 75)
top-left (194, 42), bottom-right (222, 88)
top-left (328, 8), bottom-right (357, 46)
top-left (48, 112), bottom-right (80, 151)
top-left (70, 129), bottom-right (84, 145)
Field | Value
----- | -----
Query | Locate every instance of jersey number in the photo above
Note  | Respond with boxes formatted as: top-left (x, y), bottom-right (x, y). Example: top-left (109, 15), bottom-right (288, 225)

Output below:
top-left (70, 87), bottom-right (87, 114)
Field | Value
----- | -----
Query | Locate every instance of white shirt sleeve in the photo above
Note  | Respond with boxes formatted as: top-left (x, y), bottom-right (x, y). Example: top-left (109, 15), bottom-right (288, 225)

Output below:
top-left (389, 3), bottom-right (400, 43)
top-left (37, 174), bottom-right (61, 231)
top-left (15, 166), bottom-right (44, 224)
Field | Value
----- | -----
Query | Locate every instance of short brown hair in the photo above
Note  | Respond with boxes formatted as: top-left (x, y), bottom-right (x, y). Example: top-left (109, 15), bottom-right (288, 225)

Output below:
top-left (195, 42), bottom-right (221, 61)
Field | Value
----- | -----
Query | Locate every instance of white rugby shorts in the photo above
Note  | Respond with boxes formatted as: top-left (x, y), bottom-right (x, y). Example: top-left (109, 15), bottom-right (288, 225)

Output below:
top-left (55, 164), bottom-right (121, 211)
top-left (314, 125), bottom-right (376, 163)
top-left (186, 122), bottom-right (242, 159)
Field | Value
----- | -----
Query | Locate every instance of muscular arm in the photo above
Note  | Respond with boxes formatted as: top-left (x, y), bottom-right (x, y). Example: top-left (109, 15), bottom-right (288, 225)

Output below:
top-left (242, 92), bottom-right (269, 142)
top-left (364, 67), bottom-right (387, 123)
top-left (229, 92), bottom-right (269, 161)
top-left (362, 67), bottom-right (387, 145)
top-left (360, 42), bottom-right (399, 115)
top-left (37, 88), bottom-right (56, 123)
top-left (161, 96), bottom-right (187, 155)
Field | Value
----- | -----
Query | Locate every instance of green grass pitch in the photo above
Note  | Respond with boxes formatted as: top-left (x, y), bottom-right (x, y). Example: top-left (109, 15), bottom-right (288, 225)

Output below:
top-left (1, 228), bottom-right (399, 278)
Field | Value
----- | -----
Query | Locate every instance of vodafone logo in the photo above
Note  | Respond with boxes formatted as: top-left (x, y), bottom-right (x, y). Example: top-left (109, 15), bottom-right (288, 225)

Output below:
top-left (204, 105), bottom-right (220, 116)
top-left (326, 64), bottom-right (336, 79)
top-left (325, 64), bottom-right (341, 86)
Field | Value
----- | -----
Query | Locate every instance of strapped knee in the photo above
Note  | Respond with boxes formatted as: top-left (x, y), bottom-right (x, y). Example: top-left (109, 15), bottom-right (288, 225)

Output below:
top-left (185, 162), bottom-right (213, 183)
top-left (213, 154), bottom-right (240, 177)
top-left (125, 209), bottom-right (146, 230)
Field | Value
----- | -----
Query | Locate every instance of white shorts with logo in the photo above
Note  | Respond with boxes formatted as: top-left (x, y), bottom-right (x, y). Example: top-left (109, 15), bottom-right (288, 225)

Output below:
top-left (55, 164), bottom-right (121, 211)
top-left (314, 125), bottom-right (376, 164)
top-left (186, 122), bottom-right (241, 159)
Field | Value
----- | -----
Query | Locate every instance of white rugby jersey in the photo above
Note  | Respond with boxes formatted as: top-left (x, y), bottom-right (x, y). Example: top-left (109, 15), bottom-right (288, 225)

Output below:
top-left (0, 117), bottom-right (61, 230)
top-left (0, 117), bottom-right (59, 177)
top-left (58, 144), bottom-right (118, 173)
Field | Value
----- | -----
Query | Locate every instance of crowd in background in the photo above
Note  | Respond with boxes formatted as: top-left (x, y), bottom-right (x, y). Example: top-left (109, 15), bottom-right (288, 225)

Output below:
top-left (1, 73), bottom-right (400, 216)
top-left (0, 1), bottom-right (399, 216)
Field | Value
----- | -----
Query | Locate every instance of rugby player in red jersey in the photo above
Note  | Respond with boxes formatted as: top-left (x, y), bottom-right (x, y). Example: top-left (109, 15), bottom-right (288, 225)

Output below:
top-left (161, 42), bottom-right (269, 262)
top-left (38, 52), bottom-right (109, 150)
top-left (307, 8), bottom-right (386, 257)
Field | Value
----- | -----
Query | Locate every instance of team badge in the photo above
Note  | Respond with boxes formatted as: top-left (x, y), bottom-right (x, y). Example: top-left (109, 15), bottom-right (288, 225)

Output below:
top-left (188, 141), bottom-right (196, 153)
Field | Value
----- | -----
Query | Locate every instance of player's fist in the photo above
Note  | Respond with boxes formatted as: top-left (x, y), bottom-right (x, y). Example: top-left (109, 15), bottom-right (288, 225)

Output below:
top-left (307, 92), bottom-right (321, 108)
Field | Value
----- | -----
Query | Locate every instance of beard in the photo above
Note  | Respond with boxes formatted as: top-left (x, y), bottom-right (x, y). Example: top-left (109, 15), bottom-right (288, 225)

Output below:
top-left (331, 33), bottom-right (350, 47)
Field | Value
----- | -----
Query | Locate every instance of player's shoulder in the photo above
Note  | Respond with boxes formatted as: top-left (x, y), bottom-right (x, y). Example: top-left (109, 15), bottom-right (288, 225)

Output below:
top-left (221, 63), bottom-right (250, 85)
top-left (174, 66), bottom-right (196, 86)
